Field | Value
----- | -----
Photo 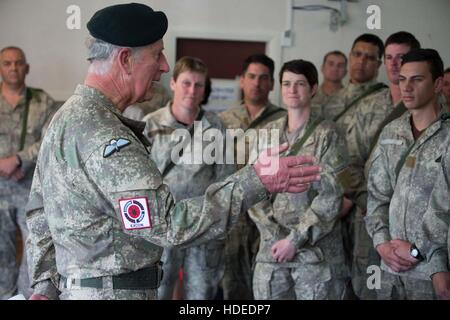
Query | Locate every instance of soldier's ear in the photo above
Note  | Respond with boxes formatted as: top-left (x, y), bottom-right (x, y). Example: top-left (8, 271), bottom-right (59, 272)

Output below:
top-left (25, 63), bottom-right (30, 75)
top-left (433, 76), bottom-right (443, 94)
top-left (311, 84), bottom-right (318, 97)
top-left (170, 77), bottom-right (176, 92)
top-left (116, 48), bottom-right (133, 75)
top-left (239, 75), bottom-right (245, 90)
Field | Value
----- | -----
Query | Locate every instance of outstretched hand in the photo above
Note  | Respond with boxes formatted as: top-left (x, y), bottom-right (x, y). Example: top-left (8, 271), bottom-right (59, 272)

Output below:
top-left (254, 143), bottom-right (321, 194)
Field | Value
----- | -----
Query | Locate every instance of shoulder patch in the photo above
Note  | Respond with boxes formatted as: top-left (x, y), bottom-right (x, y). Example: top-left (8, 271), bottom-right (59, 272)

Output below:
top-left (103, 138), bottom-right (131, 158)
top-left (119, 197), bottom-right (152, 230)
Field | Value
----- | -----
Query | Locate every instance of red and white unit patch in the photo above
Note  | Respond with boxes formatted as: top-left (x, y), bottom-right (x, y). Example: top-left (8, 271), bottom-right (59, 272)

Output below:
top-left (119, 197), bottom-right (152, 230)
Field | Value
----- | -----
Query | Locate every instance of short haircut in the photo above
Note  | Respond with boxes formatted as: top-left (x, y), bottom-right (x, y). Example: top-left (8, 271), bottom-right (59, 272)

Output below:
top-left (385, 31), bottom-right (421, 51)
top-left (444, 67), bottom-right (450, 74)
top-left (401, 49), bottom-right (444, 80)
top-left (173, 56), bottom-right (208, 81)
top-left (352, 33), bottom-right (384, 59)
top-left (322, 50), bottom-right (347, 66)
top-left (279, 59), bottom-right (318, 88)
top-left (0, 46), bottom-right (27, 61)
top-left (242, 54), bottom-right (275, 81)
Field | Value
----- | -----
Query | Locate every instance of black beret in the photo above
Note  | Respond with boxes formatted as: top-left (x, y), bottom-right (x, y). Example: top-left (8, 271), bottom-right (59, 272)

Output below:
top-left (87, 3), bottom-right (168, 47)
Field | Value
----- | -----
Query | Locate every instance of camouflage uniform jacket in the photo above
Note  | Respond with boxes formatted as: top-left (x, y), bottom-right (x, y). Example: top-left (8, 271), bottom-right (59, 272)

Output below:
top-left (248, 113), bottom-right (350, 281)
top-left (219, 102), bottom-right (286, 167)
top-left (219, 101), bottom-right (286, 131)
top-left (311, 86), bottom-right (333, 110)
top-left (25, 85), bottom-right (267, 298)
top-left (143, 103), bottom-right (236, 204)
top-left (366, 106), bottom-right (450, 279)
top-left (0, 85), bottom-right (56, 184)
top-left (311, 85), bottom-right (346, 110)
top-left (345, 87), bottom-right (394, 208)
top-left (311, 79), bottom-right (382, 135)
top-left (419, 142), bottom-right (450, 274)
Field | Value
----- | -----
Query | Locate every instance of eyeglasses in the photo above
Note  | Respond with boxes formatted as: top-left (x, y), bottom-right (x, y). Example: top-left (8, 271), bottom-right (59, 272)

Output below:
top-left (350, 50), bottom-right (380, 62)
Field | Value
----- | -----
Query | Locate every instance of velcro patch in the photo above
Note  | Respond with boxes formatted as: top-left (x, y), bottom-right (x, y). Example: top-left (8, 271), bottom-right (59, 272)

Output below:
top-left (103, 138), bottom-right (131, 158)
top-left (405, 156), bottom-right (416, 168)
top-left (119, 197), bottom-right (151, 230)
top-left (380, 139), bottom-right (403, 146)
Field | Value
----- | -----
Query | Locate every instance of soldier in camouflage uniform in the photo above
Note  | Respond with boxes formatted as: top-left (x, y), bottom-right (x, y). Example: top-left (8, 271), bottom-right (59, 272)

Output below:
top-left (219, 54), bottom-right (286, 300)
top-left (311, 34), bottom-right (386, 299)
top-left (143, 56), bottom-right (235, 299)
top-left (25, 3), bottom-right (322, 300)
top-left (312, 51), bottom-right (347, 108)
top-left (345, 32), bottom-right (421, 299)
top-left (0, 46), bottom-right (57, 299)
top-left (123, 82), bottom-right (171, 121)
top-left (419, 142), bottom-right (450, 300)
top-left (251, 60), bottom-right (350, 300)
top-left (365, 49), bottom-right (450, 300)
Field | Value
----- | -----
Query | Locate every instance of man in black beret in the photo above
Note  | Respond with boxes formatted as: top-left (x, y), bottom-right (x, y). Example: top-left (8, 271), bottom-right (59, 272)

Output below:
top-left (26, 3), bottom-right (322, 300)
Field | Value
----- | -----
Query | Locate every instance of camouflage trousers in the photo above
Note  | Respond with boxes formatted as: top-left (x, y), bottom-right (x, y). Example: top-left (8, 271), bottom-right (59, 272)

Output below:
top-left (221, 214), bottom-right (259, 300)
top-left (0, 181), bottom-right (32, 300)
top-left (253, 263), bottom-right (349, 300)
top-left (58, 276), bottom-right (157, 300)
top-left (342, 206), bottom-right (379, 300)
top-left (376, 270), bottom-right (436, 300)
top-left (158, 240), bottom-right (225, 300)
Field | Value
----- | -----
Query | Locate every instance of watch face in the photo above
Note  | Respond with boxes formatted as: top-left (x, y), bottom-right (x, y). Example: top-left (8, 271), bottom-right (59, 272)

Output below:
top-left (411, 248), bottom-right (419, 257)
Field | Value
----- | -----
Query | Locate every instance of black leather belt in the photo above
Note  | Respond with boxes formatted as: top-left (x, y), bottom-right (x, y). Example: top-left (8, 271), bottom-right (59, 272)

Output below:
top-left (60, 263), bottom-right (163, 290)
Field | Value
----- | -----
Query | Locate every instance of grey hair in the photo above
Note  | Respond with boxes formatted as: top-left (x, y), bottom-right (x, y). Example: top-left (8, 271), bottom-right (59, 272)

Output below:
top-left (85, 37), bottom-right (143, 75)
top-left (86, 37), bottom-right (120, 62)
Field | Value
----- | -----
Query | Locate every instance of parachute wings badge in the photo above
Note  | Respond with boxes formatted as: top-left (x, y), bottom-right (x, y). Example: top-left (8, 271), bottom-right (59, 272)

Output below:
top-left (103, 138), bottom-right (131, 158)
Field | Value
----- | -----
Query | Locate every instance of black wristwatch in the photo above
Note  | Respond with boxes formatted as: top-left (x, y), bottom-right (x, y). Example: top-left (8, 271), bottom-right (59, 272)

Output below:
top-left (410, 243), bottom-right (424, 261)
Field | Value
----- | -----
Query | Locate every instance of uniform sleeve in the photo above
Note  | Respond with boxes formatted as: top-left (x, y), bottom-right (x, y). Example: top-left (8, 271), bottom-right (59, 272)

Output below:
top-left (418, 152), bottom-right (450, 277)
top-left (85, 137), bottom-right (268, 249)
top-left (345, 109), bottom-right (372, 209)
top-left (213, 122), bottom-right (238, 181)
top-left (365, 136), bottom-right (392, 248)
top-left (25, 163), bottom-right (60, 299)
top-left (18, 93), bottom-right (58, 168)
top-left (285, 128), bottom-right (348, 248)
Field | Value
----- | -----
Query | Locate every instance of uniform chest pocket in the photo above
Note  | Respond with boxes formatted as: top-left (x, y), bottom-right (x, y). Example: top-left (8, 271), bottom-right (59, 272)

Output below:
top-left (420, 150), bottom-right (444, 172)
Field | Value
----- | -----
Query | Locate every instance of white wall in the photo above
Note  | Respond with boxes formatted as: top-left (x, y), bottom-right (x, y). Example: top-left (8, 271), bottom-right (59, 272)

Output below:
top-left (1, 0), bottom-right (449, 104)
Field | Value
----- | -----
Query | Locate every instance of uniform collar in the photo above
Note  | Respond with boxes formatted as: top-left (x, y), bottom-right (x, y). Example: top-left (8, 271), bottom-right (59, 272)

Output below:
top-left (157, 102), bottom-right (210, 130)
top-left (0, 82), bottom-right (28, 110)
top-left (75, 84), bottom-right (147, 139)
top-left (399, 101), bottom-right (449, 145)
top-left (346, 78), bottom-right (378, 96)
top-left (232, 101), bottom-right (279, 127)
